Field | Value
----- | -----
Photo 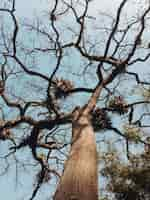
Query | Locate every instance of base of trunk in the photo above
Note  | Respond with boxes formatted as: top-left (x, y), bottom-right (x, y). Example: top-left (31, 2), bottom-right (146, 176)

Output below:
top-left (54, 113), bottom-right (98, 200)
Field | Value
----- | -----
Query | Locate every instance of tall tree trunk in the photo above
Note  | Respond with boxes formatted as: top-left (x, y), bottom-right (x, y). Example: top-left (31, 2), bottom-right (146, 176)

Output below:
top-left (54, 110), bottom-right (98, 200)
top-left (54, 84), bottom-right (103, 200)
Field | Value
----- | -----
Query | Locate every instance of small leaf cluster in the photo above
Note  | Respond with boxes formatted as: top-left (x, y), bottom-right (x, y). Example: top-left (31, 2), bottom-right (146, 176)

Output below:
top-left (91, 108), bottom-right (111, 131)
top-left (53, 78), bottom-right (74, 99)
top-left (108, 96), bottom-right (128, 115)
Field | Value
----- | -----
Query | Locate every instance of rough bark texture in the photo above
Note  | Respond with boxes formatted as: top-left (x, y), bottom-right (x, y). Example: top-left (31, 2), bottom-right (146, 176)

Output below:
top-left (54, 111), bottom-right (98, 200)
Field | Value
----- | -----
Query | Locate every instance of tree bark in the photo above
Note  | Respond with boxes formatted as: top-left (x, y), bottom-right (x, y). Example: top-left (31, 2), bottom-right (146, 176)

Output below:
top-left (53, 110), bottom-right (98, 200)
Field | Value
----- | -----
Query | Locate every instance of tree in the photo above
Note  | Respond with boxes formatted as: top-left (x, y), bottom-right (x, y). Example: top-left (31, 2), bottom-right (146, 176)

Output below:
top-left (0, 0), bottom-right (150, 199)
top-left (102, 145), bottom-right (150, 200)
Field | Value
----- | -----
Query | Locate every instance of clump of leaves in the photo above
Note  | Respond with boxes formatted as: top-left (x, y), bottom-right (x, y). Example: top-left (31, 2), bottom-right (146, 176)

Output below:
top-left (102, 150), bottom-right (150, 200)
top-left (38, 153), bottom-right (47, 161)
top-left (47, 78), bottom-right (74, 113)
top-left (108, 96), bottom-right (128, 115)
top-left (0, 128), bottom-right (12, 140)
top-left (91, 108), bottom-right (111, 131)
top-left (53, 78), bottom-right (74, 99)
top-left (123, 124), bottom-right (141, 143)
top-left (142, 86), bottom-right (150, 100)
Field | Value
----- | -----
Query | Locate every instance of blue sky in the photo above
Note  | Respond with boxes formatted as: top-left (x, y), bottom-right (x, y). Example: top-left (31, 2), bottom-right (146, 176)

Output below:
top-left (0, 0), bottom-right (150, 199)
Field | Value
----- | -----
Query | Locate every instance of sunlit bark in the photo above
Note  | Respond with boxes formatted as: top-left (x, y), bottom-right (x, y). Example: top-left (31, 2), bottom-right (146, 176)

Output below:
top-left (54, 110), bottom-right (98, 200)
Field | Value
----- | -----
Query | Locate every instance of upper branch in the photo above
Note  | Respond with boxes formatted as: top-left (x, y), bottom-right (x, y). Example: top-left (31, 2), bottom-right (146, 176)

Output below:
top-left (125, 4), bottom-right (150, 63)
top-left (0, 6), bottom-right (18, 55)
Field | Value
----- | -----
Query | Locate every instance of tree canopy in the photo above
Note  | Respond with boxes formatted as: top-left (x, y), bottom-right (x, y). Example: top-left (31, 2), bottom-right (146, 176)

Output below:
top-left (0, 0), bottom-right (150, 199)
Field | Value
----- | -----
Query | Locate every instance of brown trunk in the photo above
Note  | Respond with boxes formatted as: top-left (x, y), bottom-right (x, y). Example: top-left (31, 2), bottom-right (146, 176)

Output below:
top-left (54, 83), bottom-right (103, 200)
top-left (54, 111), bottom-right (98, 200)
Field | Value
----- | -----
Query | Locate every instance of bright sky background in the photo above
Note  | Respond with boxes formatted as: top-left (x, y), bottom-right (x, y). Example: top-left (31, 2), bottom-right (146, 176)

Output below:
top-left (0, 0), bottom-right (149, 199)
